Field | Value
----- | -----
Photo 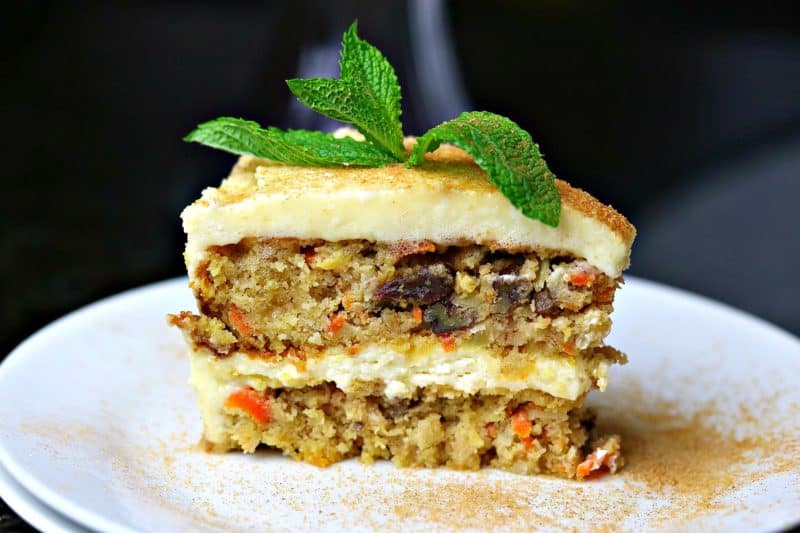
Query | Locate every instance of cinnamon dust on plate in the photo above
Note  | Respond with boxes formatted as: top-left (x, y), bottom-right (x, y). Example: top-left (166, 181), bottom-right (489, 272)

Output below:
top-left (341, 377), bottom-right (800, 530)
top-left (22, 374), bottom-right (799, 531)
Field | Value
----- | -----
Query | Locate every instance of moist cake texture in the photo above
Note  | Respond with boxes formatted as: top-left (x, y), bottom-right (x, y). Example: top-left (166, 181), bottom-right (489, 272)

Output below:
top-left (185, 239), bottom-right (618, 354)
top-left (171, 143), bottom-right (635, 479)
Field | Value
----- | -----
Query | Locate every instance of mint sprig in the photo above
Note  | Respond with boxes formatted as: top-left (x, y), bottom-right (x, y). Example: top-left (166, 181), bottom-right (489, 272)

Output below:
top-left (286, 22), bottom-right (406, 161)
top-left (185, 21), bottom-right (563, 226)
top-left (184, 117), bottom-right (395, 167)
top-left (407, 111), bottom-right (561, 227)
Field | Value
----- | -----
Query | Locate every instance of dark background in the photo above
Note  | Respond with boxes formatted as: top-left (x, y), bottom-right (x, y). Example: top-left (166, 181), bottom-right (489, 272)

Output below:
top-left (1, 1), bottom-right (799, 529)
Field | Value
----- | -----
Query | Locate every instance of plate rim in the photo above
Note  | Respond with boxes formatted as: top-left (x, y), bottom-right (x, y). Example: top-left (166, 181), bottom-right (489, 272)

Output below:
top-left (0, 281), bottom-right (185, 533)
top-left (0, 462), bottom-right (86, 533)
top-left (0, 275), bottom-right (798, 532)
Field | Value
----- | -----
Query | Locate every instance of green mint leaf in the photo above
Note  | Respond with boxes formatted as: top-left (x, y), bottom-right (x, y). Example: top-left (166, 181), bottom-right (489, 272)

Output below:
top-left (184, 117), bottom-right (395, 167)
top-left (340, 22), bottom-right (405, 156)
top-left (286, 21), bottom-right (406, 161)
top-left (407, 111), bottom-right (561, 226)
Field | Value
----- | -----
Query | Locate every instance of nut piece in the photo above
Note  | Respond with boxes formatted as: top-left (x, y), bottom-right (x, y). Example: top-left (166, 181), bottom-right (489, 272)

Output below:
top-left (423, 302), bottom-right (476, 334)
top-left (533, 288), bottom-right (559, 317)
top-left (492, 274), bottom-right (534, 313)
top-left (373, 264), bottom-right (454, 307)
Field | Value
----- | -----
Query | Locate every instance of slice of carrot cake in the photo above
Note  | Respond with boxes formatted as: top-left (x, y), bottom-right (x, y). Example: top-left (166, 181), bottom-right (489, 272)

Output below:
top-left (170, 21), bottom-right (635, 479)
top-left (170, 142), bottom-right (634, 477)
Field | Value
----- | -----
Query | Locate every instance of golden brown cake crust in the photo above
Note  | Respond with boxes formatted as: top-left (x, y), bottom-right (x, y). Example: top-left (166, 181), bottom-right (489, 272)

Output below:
top-left (554, 179), bottom-right (636, 247)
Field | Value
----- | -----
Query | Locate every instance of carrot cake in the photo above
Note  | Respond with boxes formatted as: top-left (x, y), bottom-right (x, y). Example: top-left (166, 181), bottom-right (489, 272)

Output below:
top-left (170, 141), bottom-right (635, 478)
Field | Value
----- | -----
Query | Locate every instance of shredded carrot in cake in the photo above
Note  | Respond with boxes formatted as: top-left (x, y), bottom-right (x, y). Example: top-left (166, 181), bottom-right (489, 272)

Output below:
top-left (576, 448), bottom-right (618, 479)
top-left (568, 269), bottom-right (597, 287)
top-left (440, 334), bottom-right (456, 352)
top-left (328, 313), bottom-right (346, 335)
top-left (560, 340), bottom-right (577, 356)
top-left (225, 387), bottom-right (271, 425)
top-left (228, 304), bottom-right (254, 336)
top-left (511, 407), bottom-right (533, 439)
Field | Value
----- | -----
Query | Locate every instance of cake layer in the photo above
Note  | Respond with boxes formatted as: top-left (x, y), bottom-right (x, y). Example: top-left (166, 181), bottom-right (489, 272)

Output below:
top-left (182, 145), bottom-right (635, 278)
top-left (185, 238), bottom-right (618, 354)
top-left (192, 379), bottom-right (622, 479)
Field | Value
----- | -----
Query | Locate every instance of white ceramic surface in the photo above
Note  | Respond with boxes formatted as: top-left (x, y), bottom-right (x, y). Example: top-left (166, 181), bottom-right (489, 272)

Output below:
top-left (0, 462), bottom-right (86, 532)
top-left (0, 277), bottom-right (798, 532)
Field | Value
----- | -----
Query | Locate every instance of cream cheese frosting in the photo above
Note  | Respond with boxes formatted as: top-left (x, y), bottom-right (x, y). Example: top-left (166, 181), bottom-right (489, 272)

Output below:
top-left (190, 343), bottom-right (611, 401)
top-left (182, 149), bottom-right (635, 278)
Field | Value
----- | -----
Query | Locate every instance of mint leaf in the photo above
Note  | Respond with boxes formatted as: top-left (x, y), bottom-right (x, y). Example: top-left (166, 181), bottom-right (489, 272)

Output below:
top-left (286, 22), bottom-right (406, 161)
top-left (407, 111), bottom-right (561, 226)
top-left (340, 22), bottom-right (405, 156)
top-left (184, 117), bottom-right (395, 167)
top-left (184, 23), bottom-right (563, 228)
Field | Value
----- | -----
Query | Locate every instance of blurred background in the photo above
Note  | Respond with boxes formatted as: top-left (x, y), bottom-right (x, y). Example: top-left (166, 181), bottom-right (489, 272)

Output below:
top-left (2, 0), bottom-right (799, 360)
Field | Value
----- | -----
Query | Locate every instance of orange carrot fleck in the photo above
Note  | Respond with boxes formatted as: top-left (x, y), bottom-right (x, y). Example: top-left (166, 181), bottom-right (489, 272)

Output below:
top-left (328, 313), bottom-right (346, 335)
top-left (576, 449), bottom-right (616, 479)
top-left (411, 306), bottom-right (423, 323)
top-left (560, 339), bottom-right (576, 355)
top-left (228, 304), bottom-right (254, 336)
top-left (569, 269), bottom-right (597, 287)
top-left (521, 436), bottom-right (535, 450)
top-left (576, 454), bottom-right (600, 478)
top-left (347, 344), bottom-right (361, 355)
top-left (441, 335), bottom-right (456, 352)
top-left (511, 407), bottom-right (533, 439)
top-left (225, 387), bottom-right (271, 425)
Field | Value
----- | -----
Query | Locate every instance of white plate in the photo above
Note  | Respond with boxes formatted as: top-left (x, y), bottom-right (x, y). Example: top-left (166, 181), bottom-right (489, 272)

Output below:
top-left (0, 277), bottom-right (798, 532)
top-left (0, 463), bottom-right (86, 533)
